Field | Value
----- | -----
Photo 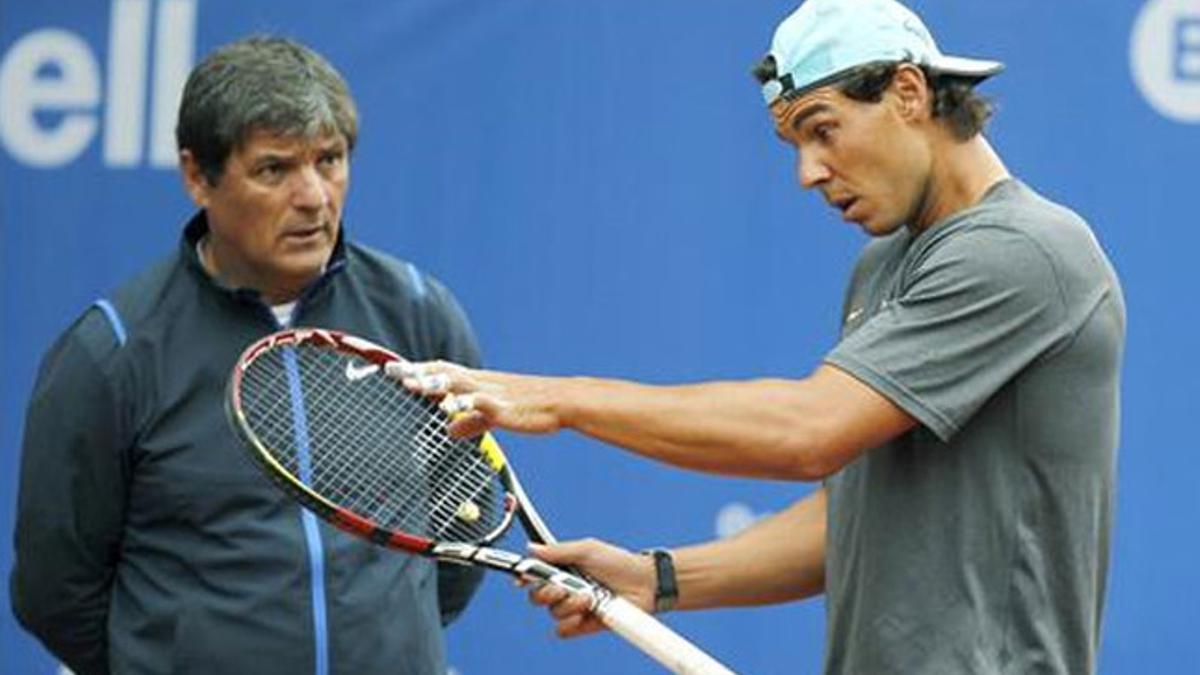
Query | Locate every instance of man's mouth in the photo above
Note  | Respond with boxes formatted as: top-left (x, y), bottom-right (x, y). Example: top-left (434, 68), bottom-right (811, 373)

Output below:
top-left (831, 196), bottom-right (858, 219)
top-left (283, 224), bottom-right (326, 241)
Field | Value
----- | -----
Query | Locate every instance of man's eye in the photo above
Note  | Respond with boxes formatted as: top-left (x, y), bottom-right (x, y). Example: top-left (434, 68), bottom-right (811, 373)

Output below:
top-left (813, 124), bottom-right (835, 142)
top-left (318, 152), bottom-right (344, 167)
top-left (256, 163), bottom-right (285, 179)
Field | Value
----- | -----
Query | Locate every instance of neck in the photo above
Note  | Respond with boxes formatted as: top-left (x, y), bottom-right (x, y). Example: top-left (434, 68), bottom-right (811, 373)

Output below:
top-left (197, 235), bottom-right (305, 305)
top-left (910, 134), bottom-right (1010, 233)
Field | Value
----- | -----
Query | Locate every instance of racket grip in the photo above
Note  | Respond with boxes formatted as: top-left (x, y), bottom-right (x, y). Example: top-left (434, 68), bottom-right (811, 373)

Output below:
top-left (593, 595), bottom-right (737, 675)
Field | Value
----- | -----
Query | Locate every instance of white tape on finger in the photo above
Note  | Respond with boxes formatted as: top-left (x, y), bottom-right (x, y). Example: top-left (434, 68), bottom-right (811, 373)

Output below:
top-left (421, 372), bottom-right (451, 394)
top-left (384, 361), bottom-right (415, 379)
top-left (441, 394), bottom-right (475, 415)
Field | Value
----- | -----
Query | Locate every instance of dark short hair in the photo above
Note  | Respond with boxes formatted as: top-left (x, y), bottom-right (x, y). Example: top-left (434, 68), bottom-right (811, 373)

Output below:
top-left (752, 55), bottom-right (995, 141)
top-left (176, 36), bottom-right (359, 184)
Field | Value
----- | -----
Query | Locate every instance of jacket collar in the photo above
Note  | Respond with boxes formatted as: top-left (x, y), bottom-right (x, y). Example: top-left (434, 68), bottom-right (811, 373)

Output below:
top-left (180, 211), bottom-right (348, 305)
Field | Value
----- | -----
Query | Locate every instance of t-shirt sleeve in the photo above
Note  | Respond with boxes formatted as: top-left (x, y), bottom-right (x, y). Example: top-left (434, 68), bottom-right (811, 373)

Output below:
top-left (825, 226), bottom-right (1071, 441)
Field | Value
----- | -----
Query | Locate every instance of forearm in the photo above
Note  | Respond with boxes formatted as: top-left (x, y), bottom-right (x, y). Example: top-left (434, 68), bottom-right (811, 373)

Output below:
top-left (11, 552), bottom-right (112, 675)
top-left (557, 366), bottom-right (897, 480)
top-left (13, 481), bottom-right (117, 675)
top-left (670, 489), bottom-right (826, 610)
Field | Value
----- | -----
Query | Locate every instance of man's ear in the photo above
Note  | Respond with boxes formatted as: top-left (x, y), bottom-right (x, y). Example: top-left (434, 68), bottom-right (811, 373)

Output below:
top-left (179, 149), bottom-right (212, 208)
top-left (890, 63), bottom-right (932, 122)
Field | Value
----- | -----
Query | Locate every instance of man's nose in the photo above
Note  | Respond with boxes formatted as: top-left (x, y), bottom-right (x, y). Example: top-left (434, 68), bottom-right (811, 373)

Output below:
top-left (291, 165), bottom-right (330, 210)
top-left (798, 150), bottom-right (831, 189)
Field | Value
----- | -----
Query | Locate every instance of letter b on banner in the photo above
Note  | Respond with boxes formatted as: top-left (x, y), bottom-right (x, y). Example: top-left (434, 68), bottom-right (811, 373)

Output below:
top-left (1132, 0), bottom-right (1200, 122)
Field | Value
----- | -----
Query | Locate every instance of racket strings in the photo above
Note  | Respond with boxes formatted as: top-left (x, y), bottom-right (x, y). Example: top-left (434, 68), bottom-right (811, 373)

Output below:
top-left (240, 344), bottom-right (503, 542)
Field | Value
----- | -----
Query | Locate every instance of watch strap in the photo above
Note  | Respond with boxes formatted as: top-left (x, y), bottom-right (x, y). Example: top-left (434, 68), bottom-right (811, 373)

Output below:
top-left (641, 548), bottom-right (678, 613)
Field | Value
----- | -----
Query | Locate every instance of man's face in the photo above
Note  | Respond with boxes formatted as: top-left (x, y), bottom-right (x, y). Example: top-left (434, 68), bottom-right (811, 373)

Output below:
top-left (182, 129), bottom-right (350, 301)
top-left (770, 76), bottom-right (931, 236)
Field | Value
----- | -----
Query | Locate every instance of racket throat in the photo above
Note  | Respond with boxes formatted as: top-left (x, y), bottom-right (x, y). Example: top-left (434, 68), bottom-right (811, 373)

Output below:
top-left (475, 493), bottom-right (518, 545)
top-left (431, 542), bottom-right (601, 601)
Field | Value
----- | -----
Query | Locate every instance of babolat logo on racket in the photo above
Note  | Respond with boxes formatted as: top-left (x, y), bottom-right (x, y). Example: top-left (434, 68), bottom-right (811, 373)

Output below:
top-left (344, 360), bottom-right (379, 382)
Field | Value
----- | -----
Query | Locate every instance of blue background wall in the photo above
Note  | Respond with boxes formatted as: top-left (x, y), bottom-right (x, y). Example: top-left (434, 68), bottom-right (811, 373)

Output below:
top-left (2, 1), bottom-right (1196, 672)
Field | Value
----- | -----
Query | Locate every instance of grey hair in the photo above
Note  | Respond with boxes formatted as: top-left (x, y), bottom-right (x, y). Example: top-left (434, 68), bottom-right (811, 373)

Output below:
top-left (176, 35), bottom-right (359, 184)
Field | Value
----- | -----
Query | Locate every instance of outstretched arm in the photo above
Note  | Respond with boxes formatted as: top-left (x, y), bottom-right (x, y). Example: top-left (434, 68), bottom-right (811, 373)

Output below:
top-left (390, 362), bottom-right (915, 481)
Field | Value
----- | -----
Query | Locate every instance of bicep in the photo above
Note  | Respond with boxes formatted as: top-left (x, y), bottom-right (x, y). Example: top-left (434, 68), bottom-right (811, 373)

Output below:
top-left (798, 365), bottom-right (917, 478)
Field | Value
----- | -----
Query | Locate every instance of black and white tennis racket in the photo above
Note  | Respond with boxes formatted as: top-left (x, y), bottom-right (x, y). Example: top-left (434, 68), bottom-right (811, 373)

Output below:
top-left (225, 327), bottom-right (736, 675)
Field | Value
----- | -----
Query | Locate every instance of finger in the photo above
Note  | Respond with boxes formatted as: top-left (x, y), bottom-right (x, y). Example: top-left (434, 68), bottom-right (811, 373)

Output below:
top-left (556, 613), bottom-right (587, 639)
top-left (417, 372), bottom-right (452, 395)
top-left (556, 613), bottom-right (607, 639)
top-left (528, 539), bottom-right (598, 566)
top-left (573, 616), bottom-right (608, 638)
top-left (445, 409), bottom-right (493, 438)
top-left (444, 390), bottom-right (509, 436)
top-left (440, 392), bottom-right (475, 416)
top-left (528, 582), bottom-right (570, 608)
top-left (384, 359), bottom-right (435, 386)
top-left (382, 359), bottom-right (414, 379)
top-left (386, 360), bottom-right (465, 397)
top-left (548, 592), bottom-right (593, 621)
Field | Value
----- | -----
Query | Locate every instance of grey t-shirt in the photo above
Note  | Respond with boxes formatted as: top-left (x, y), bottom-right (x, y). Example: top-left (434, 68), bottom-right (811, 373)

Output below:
top-left (822, 179), bottom-right (1125, 674)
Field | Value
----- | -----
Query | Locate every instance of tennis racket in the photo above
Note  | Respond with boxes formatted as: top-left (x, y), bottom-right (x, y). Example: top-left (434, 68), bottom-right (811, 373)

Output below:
top-left (225, 327), bottom-right (736, 675)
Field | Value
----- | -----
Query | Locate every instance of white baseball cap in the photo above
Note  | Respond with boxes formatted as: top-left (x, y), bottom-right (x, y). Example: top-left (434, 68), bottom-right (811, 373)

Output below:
top-left (761, 0), bottom-right (1004, 105)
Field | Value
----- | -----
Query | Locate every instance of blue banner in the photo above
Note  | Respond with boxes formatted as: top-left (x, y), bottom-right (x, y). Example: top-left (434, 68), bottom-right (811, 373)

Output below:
top-left (3, 1), bottom-right (1196, 672)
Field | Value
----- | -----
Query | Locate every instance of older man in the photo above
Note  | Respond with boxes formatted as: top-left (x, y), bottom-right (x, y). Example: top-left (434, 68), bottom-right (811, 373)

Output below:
top-left (12, 36), bottom-right (483, 675)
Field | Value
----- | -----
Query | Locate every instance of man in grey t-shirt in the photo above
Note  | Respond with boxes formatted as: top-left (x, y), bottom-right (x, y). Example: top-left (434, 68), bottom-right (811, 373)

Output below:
top-left (391, 0), bottom-right (1125, 672)
top-left (820, 177), bottom-right (1122, 672)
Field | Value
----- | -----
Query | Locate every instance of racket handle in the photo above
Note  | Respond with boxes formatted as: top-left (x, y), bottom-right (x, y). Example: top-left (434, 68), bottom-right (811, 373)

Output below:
top-left (594, 595), bottom-right (737, 675)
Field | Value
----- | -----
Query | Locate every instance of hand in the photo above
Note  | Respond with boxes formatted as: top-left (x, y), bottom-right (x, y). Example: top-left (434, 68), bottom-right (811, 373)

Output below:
top-left (384, 360), bottom-right (565, 438)
top-left (525, 539), bottom-right (656, 639)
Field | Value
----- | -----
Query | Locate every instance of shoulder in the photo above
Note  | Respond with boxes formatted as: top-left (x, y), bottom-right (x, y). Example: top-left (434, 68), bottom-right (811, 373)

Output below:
top-left (50, 251), bottom-right (178, 362)
top-left (33, 251), bottom-right (192, 405)
top-left (947, 180), bottom-right (1099, 260)
top-left (341, 241), bottom-right (482, 365)
top-left (917, 181), bottom-right (1117, 305)
top-left (52, 306), bottom-right (125, 372)
top-left (344, 242), bottom-right (468, 317)
top-left (105, 251), bottom-right (190, 340)
top-left (884, 180), bottom-right (1127, 353)
top-left (911, 220), bottom-right (1068, 318)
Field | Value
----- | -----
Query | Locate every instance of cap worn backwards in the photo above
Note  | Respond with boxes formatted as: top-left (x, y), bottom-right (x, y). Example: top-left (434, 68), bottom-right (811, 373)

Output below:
top-left (761, 0), bottom-right (1004, 105)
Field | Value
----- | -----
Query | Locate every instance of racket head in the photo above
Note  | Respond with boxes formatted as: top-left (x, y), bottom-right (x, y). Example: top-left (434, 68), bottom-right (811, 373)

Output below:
top-left (226, 328), bottom-right (513, 554)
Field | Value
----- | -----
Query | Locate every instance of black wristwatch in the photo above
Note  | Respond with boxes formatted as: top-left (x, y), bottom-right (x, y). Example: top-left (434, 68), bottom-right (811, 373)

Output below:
top-left (641, 548), bottom-right (678, 613)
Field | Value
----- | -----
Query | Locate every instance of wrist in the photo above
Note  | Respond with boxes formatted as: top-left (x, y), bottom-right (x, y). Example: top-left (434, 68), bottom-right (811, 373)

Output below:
top-left (555, 376), bottom-right (593, 430)
top-left (639, 548), bottom-right (678, 613)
